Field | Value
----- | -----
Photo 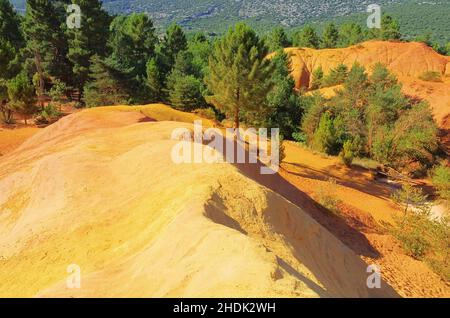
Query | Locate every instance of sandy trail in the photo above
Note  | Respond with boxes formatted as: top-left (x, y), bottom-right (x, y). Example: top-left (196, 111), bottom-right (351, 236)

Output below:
top-left (274, 143), bottom-right (449, 297)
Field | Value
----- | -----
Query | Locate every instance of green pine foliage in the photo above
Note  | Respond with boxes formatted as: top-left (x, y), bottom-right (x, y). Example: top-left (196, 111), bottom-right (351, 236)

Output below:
top-left (321, 23), bottom-right (339, 49)
top-left (83, 55), bottom-right (128, 107)
top-left (292, 26), bottom-right (319, 49)
top-left (265, 27), bottom-right (292, 52)
top-left (320, 64), bottom-right (349, 88)
top-left (205, 23), bottom-right (273, 128)
top-left (67, 0), bottom-right (111, 97)
top-left (23, 0), bottom-right (72, 85)
top-left (301, 62), bottom-right (439, 175)
top-left (166, 51), bottom-right (206, 110)
top-left (6, 71), bottom-right (37, 124)
top-left (338, 23), bottom-right (364, 47)
top-left (0, 0), bottom-right (24, 122)
top-left (160, 24), bottom-right (188, 72)
top-left (431, 163), bottom-right (450, 202)
top-left (264, 50), bottom-right (303, 139)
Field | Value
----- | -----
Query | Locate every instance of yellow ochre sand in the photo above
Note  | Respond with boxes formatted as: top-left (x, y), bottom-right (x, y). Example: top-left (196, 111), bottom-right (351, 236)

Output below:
top-left (0, 105), bottom-right (397, 297)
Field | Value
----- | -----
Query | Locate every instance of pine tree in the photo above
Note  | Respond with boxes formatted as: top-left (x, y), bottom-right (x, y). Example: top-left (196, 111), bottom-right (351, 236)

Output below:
top-left (265, 50), bottom-right (302, 139)
top-left (161, 24), bottom-right (187, 72)
top-left (109, 14), bottom-right (158, 79)
top-left (445, 42), bottom-right (450, 56)
top-left (166, 51), bottom-right (206, 110)
top-left (0, 0), bottom-right (24, 49)
top-left (301, 94), bottom-right (327, 144)
top-left (378, 15), bottom-right (401, 40)
top-left (311, 66), bottom-right (324, 89)
top-left (206, 23), bottom-right (273, 128)
top-left (146, 58), bottom-right (163, 102)
top-left (366, 63), bottom-right (408, 156)
top-left (293, 26), bottom-right (319, 49)
top-left (390, 102), bottom-right (438, 174)
top-left (321, 64), bottom-right (349, 87)
top-left (321, 23), bottom-right (339, 49)
top-left (23, 0), bottom-right (72, 85)
top-left (83, 55), bottom-right (128, 107)
top-left (338, 23), bottom-right (364, 47)
top-left (0, 0), bottom-right (24, 122)
top-left (67, 0), bottom-right (111, 99)
top-left (7, 72), bottom-right (37, 124)
top-left (266, 27), bottom-right (292, 52)
top-left (312, 112), bottom-right (337, 154)
top-left (168, 75), bottom-right (205, 111)
top-left (187, 33), bottom-right (211, 78)
top-left (108, 14), bottom-right (158, 103)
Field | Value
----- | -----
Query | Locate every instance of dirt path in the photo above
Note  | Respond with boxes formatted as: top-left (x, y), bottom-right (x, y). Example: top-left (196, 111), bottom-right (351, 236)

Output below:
top-left (278, 142), bottom-right (450, 297)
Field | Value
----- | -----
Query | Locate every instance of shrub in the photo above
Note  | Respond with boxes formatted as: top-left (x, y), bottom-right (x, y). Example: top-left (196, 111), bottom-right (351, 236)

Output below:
top-left (390, 209), bottom-right (449, 280)
top-left (419, 71), bottom-right (442, 82)
top-left (168, 75), bottom-right (206, 111)
top-left (395, 222), bottom-right (430, 259)
top-left (340, 140), bottom-right (354, 167)
top-left (49, 79), bottom-right (67, 106)
top-left (292, 132), bottom-right (307, 144)
top-left (312, 112), bottom-right (339, 155)
top-left (389, 184), bottom-right (449, 270)
top-left (431, 163), bottom-right (450, 202)
top-left (320, 64), bottom-right (348, 88)
top-left (311, 66), bottom-right (323, 89)
top-left (74, 101), bottom-right (84, 109)
top-left (34, 104), bottom-right (62, 125)
top-left (392, 184), bottom-right (428, 218)
top-left (6, 72), bottom-right (37, 124)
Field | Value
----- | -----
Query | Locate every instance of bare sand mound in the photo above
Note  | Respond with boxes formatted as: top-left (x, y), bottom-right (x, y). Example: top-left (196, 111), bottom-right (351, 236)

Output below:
top-left (0, 106), bottom-right (397, 298)
top-left (281, 41), bottom-right (450, 127)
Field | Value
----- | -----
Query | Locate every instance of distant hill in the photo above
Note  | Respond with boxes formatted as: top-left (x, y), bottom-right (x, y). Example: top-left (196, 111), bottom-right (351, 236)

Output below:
top-left (9, 0), bottom-right (450, 43)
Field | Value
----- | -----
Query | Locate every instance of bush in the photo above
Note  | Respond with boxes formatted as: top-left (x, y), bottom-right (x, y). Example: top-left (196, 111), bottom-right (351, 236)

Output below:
top-left (74, 101), bottom-right (84, 109)
top-left (431, 163), bottom-right (450, 202)
top-left (168, 75), bottom-right (206, 111)
top-left (311, 66), bottom-right (324, 89)
top-left (419, 71), bottom-right (442, 82)
top-left (292, 132), bottom-right (307, 144)
top-left (320, 64), bottom-right (348, 88)
top-left (389, 184), bottom-right (450, 278)
top-left (390, 209), bottom-right (449, 280)
top-left (312, 112), bottom-right (339, 155)
top-left (340, 140), bottom-right (354, 167)
top-left (396, 224), bottom-right (430, 259)
top-left (34, 104), bottom-right (62, 125)
top-left (49, 79), bottom-right (67, 106)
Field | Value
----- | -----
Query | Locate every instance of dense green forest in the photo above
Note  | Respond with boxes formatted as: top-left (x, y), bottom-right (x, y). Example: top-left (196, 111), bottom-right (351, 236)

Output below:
top-left (9, 0), bottom-right (450, 44)
top-left (0, 0), bottom-right (448, 177)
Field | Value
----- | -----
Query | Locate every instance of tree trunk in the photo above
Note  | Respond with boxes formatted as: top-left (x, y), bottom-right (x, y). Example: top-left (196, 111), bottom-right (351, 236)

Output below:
top-left (368, 124), bottom-right (373, 157)
top-left (34, 50), bottom-right (45, 110)
top-left (234, 88), bottom-right (240, 129)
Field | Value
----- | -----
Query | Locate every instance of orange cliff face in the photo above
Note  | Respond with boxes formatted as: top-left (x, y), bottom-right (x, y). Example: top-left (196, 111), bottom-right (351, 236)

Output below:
top-left (279, 41), bottom-right (450, 129)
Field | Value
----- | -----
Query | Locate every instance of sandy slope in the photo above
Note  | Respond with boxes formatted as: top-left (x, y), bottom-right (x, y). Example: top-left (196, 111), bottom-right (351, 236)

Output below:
top-left (0, 126), bottom-right (39, 156)
top-left (280, 41), bottom-right (450, 127)
top-left (0, 105), bottom-right (397, 298)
